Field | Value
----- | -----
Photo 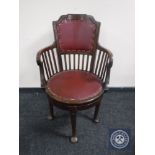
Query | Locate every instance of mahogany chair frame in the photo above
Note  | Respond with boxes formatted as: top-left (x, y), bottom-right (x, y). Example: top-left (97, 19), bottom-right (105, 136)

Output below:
top-left (36, 14), bottom-right (113, 143)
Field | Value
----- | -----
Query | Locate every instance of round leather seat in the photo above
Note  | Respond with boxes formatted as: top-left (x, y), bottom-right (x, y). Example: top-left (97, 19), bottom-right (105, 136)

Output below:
top-left (46, 71), bottom-right (104, 104)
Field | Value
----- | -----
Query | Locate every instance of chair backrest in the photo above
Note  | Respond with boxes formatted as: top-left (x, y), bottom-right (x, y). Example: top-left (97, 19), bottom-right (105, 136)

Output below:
top-left (52, 14), bottom-right (100, 72)
top-left (53, 14), bottom-right (100, 54)
top-left (37, 14), bottom-right (112, 84)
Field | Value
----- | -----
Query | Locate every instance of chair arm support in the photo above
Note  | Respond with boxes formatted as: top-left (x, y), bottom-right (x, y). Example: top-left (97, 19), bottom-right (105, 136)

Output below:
top-left (97, 43), bottom-right (113, 88)
top-left (38, 63), bottom-right (47, 88)
top-left (36, 42), bottom-right (56, 88)
top-left (97, 44), bottom-right (113, 67)
top-left (36, 42), bottom-right (56, 66)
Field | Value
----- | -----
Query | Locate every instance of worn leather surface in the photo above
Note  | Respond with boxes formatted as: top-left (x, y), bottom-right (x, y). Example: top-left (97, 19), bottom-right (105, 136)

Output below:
top-left (46, 71), bottom-right (103, 103)
top-left (57, 20), bottom-right (96, 52)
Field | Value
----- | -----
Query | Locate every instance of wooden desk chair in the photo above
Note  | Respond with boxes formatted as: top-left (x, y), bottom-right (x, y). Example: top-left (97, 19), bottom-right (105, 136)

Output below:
top-left (36, 14), bottom-right (113, 143)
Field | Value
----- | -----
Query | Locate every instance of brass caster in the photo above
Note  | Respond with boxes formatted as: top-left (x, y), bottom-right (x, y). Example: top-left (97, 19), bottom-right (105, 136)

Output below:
top-left (47, 115), bottom-right (54, 120)
top-left (70, 137), bottom-right (78, 143)
top-left (93, 119), bottom-right (100, 123)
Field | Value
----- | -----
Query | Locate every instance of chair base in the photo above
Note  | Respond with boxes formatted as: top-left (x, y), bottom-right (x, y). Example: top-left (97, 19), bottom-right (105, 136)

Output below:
top-left (47, 94), bottom-right (103, 143)
top-left (70, 136), bottom-right (78, 143)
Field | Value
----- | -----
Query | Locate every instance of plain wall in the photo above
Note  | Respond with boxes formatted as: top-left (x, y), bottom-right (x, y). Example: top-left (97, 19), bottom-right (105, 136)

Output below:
top-left (19, 0), bottom-right (135, 87)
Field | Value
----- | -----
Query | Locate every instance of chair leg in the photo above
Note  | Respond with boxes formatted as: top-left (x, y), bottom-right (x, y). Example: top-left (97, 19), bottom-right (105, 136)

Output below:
top-left (93, 103), bottom-right (101, 123)
top-left (70, 111), bottom-right (78, 143)
top-left (47, 98), bottom-right (54, 120)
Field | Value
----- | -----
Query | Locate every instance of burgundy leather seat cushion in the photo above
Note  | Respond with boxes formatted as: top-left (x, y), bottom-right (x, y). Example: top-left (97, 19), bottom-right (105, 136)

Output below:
top-left (46, 71), bottom-right (104, 103)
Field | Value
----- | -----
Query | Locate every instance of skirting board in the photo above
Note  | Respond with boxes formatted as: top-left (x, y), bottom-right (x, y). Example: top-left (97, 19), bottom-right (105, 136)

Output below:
top-left (19, 87), bottom-right (135, 93)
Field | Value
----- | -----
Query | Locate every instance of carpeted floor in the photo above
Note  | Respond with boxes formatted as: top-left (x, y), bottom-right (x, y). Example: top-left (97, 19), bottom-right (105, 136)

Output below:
top-left (19, 89), bottom-right (135, 155)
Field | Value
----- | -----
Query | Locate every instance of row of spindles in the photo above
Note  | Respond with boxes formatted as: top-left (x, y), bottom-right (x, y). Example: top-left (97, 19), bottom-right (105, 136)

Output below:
top-left (61, 54), bottom-right (92, 71)
top-left (41, 48), bottom-right (109, 82)
top-left (93, 50), bottom-right (109, 81)
top-left (41, 49), bottom-right (59, 80)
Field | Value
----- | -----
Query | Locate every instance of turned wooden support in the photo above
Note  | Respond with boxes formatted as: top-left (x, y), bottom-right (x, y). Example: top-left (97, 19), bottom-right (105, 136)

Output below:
top-left (93, 103), bottom-right (101, 123)
top-left (47, 97), bottom-right (54, 120)
top-left (70, 111), bottom-right (78, 143)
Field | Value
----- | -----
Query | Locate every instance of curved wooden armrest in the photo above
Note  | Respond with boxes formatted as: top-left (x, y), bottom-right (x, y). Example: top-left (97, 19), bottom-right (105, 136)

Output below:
top-left (36, 42), bottom-right (57, 88)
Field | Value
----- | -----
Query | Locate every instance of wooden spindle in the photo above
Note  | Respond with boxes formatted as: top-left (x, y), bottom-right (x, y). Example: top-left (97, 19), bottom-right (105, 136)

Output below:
top-left (42, 53), bottom-right (50, 79)
top-left (82, 54), bottom-right (85, 70)
top-left (69, 54), bottom-right (71, 70)
top-left (64, 54), bottom-right (67, 70)
top-left (98, 52), bottom-right (105, 78)
top-left (94, 51), bottom-right (101, 74)
top-left (86, 55), bottom-right (89, 71)
top-left (101, 54), bottom-right (109, 81)
top-left (74, 54), bottom-right (76, 70)
top-left (51, 50), bottom-right (58, 73)
top-left (47, 51), bottom-right (54, 75)
top-left (44, 51), bottom-right (52, 77)
top-left (102, 56), bottom-right (109, 81)
top-left (78, 54), bottom-right (80, 70)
